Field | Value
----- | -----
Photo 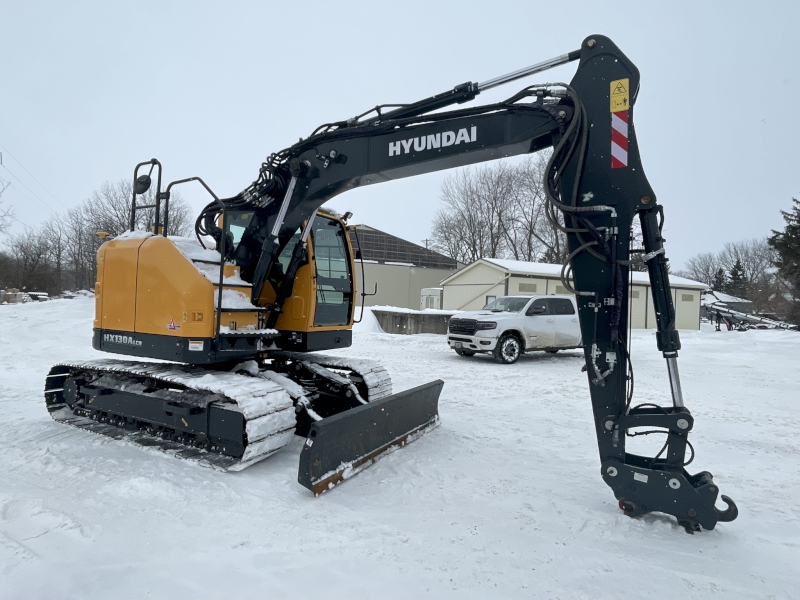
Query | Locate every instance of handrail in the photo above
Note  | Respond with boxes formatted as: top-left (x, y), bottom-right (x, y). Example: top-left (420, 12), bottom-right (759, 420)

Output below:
top-left (163, 177), bottom-right (226, 352)
top-left (351, 226), bottom-right (378, 324)
top-left (129, 159), bottom-right (163, 233)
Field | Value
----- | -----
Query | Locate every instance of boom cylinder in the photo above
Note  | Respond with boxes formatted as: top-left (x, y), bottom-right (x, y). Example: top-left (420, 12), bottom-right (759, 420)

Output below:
top-left (477, 49), bottom-right (582, 91)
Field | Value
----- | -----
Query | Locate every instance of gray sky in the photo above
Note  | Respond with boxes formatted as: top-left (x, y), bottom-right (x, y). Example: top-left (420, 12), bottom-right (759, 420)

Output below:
top-left (1, 1), bottom-right (798, 268)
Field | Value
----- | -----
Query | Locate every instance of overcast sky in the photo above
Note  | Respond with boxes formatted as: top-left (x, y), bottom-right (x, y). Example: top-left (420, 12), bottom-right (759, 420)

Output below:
top-left (1, 1), bottom-right (798, 268)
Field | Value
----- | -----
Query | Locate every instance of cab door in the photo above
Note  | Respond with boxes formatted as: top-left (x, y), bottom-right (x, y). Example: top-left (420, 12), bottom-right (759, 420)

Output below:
top-left (551, 298), bottom-right (582, 346)
top-left (522, 298), bottom-right (555, 348)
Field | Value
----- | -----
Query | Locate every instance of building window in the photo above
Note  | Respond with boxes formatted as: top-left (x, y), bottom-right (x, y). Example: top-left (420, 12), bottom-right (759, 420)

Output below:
top-left (518, 283), bottom-right (537, 293)
top-left (485, 295), bottom-right (496, 305)
top-left (555, 285), bottom-right (568, 294)
top-left (630, 290), bottom-right (640, 299)
top-left (681, 293), bottom-right (694, 302)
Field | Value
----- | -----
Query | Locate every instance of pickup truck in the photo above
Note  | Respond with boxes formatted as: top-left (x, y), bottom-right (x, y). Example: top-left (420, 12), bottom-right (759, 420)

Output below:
top-left (447, 295), bottom-right (582, 364)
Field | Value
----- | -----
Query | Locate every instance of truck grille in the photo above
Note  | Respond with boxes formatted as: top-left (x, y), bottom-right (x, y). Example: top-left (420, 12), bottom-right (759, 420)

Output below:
top-left (448, 318), bottom-right (477, 336)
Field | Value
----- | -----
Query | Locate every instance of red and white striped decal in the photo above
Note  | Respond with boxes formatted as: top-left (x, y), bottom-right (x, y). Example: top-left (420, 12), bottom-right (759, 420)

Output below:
top-left (611, 110), bottom-right (628, 169)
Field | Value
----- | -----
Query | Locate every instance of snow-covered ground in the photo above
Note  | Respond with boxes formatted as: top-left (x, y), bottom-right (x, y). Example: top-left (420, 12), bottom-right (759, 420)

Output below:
top-left (1, 299), bottom-right (798, 599)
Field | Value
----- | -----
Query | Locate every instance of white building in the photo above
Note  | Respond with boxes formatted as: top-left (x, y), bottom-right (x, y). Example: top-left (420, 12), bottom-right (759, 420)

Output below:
top-left (440, 258), bottom-right (707, 330)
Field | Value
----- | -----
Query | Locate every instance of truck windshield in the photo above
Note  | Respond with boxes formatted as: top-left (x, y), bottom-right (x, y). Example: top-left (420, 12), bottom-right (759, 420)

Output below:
top-left (483, 297), bottom-right (530, 312)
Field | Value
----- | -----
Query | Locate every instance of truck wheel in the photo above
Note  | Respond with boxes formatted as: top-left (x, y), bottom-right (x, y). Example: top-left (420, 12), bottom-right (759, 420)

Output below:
top-left (493, 334), bottom-right (521, 364)
top-left (455, 349), bottom-right (476, 357)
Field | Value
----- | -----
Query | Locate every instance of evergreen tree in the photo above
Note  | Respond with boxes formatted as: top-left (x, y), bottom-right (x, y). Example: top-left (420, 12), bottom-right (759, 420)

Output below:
top-left (768, 198), bottom-right (800, 323)
top-left (711, 268), bottom-right (727, 292)
top-left (728, 258), bottom-right (746, 298)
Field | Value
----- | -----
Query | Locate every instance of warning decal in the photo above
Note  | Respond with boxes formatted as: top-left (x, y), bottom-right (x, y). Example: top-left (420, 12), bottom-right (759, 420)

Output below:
top-left (611, 110), bottom-right (629, 169)
top-left (610, 78), bottom-right (630, 113)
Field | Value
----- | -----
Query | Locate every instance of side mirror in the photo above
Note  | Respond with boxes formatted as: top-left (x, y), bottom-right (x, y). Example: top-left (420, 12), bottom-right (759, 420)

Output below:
top-left (134, 174), bottom-right (152, 195)
top-left (526, 306), bottom-right (545, 316)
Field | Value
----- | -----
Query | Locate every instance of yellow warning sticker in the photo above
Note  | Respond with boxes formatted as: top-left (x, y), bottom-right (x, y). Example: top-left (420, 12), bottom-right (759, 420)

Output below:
top-left (610, 78), bottom-right (630, 113)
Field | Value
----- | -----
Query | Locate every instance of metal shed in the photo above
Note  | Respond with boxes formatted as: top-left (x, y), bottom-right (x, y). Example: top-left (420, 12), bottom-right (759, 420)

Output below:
top-left (440, 258), bottom-right (707, 330)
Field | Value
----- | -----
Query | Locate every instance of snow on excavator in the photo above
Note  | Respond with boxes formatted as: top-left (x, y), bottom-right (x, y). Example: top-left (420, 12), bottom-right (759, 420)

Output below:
top-left (45, 35), bottom-right (737, 530)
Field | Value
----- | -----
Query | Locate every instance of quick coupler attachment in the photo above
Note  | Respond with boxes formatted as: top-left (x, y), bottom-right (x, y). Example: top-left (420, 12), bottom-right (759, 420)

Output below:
top-left (601, 460), bottom-right (738, 532)
top-left (298, 379), bottom-right (444, 495)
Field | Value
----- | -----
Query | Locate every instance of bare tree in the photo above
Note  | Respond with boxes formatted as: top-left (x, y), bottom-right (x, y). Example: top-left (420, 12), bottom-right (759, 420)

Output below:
top-left (681, 252), bottom-right (725, 287)
top-left (717, 239), bottom-right (775, 288)
top-left (430, 154), bottom-right (567, 264)
top-left (431, 167), bottom-right (509, 263)
top-left (83, 179), bottom-right (192, 237)
top-left (508, 154), bottom-right (567, 262)
top-left (42, 216), bottom-right (68, 293)
top-left (5, 229), bottom-right (51, 291)
top-left (63, 205), bottom-right (99, 291)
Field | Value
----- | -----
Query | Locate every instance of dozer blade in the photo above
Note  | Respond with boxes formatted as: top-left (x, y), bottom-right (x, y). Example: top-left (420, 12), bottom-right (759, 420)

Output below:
top-left (298, 379), bottom-right (444, 494)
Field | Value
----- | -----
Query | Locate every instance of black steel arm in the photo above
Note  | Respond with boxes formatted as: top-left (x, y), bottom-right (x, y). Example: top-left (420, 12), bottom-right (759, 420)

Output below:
top-left (203, 35), bottom-right (737, 531)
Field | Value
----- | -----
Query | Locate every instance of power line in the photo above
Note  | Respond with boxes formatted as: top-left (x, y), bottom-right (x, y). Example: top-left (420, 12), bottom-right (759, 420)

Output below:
top-left (0, 142), bottom-right (69, 210)
top-left (10, 214), bottom-right (31, 228)
top-left (0, 165), bottom-right (58, 215)
top-left (6, 180), bottom-right (58, 216)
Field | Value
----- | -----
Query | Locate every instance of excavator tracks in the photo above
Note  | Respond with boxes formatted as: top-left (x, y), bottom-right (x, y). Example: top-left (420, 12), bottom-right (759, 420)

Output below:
top-left (44, 354), bottom-right (393, 472)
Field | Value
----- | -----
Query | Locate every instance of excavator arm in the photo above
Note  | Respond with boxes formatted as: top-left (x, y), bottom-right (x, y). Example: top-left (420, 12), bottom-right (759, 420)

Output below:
top-left (188, 35), bottom-right (737, 530)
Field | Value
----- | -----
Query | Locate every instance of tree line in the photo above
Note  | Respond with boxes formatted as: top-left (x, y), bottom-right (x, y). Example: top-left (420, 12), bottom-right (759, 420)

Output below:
top-left (0, 179), bottom-right (192, 296)
top-left (673, 199), bottom-right (799, 322)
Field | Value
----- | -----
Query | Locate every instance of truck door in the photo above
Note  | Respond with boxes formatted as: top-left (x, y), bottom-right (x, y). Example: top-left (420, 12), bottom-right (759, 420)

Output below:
top-left (523, 298), bottom-right (555, 348)
top-left (551, 297), bottom-right (582, 346)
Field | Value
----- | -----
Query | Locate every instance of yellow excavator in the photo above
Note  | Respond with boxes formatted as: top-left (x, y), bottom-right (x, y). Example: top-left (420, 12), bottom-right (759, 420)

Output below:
top-left (45, 35), bottom-right (737, 530)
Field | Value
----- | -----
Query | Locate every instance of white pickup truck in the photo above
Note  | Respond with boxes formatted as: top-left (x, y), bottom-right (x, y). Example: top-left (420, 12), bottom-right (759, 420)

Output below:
top-left (447, 295), bottom-right (582, 364)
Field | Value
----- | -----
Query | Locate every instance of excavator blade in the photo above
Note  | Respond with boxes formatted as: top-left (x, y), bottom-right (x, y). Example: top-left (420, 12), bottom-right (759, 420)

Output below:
top-left (298, 379), bottom-right (444, 494)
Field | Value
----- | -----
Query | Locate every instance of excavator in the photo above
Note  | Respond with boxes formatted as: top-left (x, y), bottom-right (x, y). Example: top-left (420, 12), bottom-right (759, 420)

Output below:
top-left (45, 35), bottom-right (737, 531)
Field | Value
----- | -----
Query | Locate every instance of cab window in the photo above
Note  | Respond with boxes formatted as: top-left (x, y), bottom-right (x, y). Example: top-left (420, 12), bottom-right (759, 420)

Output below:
top-left (225, 211), bottom-right (255, 252)
top-left (311, 217), bottom-right (352, 326)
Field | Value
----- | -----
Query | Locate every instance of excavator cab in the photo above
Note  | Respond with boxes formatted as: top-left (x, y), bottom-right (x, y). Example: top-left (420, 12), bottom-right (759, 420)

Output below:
top-left (224, 208), bottom-right (357, 352)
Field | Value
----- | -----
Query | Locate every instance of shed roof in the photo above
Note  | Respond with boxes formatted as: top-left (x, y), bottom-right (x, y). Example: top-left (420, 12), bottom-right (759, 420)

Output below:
top-left (441, 258), bottom-right (708, 289)
top-left (348, 225), bottom-right (458, 269)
